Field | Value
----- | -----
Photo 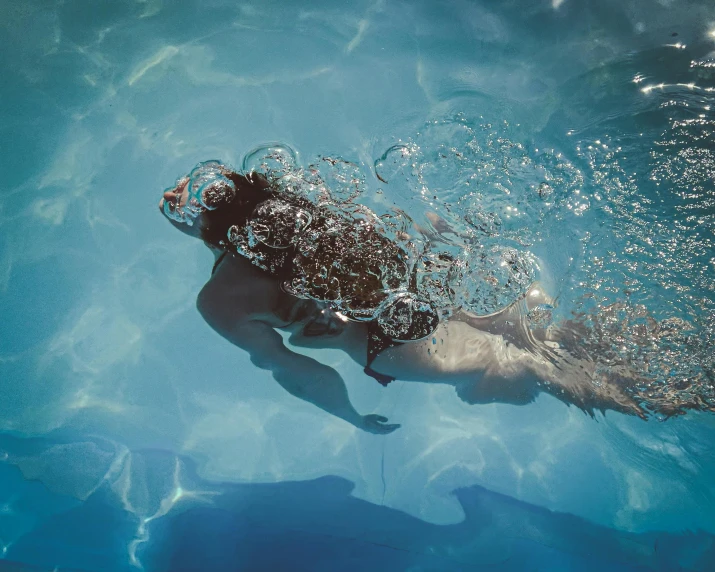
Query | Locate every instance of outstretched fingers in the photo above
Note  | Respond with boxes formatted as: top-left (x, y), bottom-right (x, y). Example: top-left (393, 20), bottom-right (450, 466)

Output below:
top-left (362, 414), bottom-right (401, 434)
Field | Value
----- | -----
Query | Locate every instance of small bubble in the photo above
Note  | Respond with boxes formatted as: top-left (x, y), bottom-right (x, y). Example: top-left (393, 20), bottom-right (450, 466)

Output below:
top-left (537, 182), bottom-right (553, 199)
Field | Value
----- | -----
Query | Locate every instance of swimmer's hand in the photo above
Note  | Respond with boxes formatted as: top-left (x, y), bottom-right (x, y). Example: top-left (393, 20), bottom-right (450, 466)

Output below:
top-left (360, 414), bottom-right (400, 434)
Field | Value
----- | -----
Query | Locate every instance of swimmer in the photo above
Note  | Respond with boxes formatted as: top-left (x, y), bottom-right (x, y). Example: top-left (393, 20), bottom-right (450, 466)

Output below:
top-left (159, 160), bottom-right (650, 433)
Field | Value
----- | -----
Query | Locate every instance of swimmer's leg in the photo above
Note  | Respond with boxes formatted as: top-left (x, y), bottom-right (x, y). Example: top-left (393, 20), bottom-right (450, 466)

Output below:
top-left (453, 287), bottom-right (648, 417)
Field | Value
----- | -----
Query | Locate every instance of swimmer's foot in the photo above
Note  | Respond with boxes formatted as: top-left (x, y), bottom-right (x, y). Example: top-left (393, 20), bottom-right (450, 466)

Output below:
top-left (591, 366), bottom-right (648, 419)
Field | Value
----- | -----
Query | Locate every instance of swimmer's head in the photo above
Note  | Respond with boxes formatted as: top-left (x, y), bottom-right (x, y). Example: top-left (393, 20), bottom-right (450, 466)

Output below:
top-left (159, 161), bottom-right (236, 233)
top-left (159, 161), bottom-right (273, 244)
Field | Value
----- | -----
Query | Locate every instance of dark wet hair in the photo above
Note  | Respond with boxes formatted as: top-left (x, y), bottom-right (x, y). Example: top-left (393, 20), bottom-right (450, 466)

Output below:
top-left (192, 168), bottom-right (438, 339)
top-left (198, 172), bottom-right (276, 249)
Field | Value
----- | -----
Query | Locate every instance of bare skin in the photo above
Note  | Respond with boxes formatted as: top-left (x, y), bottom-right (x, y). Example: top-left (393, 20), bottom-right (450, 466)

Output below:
top-left (159, 176), bottom-right (646, 434)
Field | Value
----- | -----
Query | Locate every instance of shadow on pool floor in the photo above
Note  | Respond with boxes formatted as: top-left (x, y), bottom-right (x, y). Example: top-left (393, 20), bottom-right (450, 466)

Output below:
top-left (2, 445), bottom-right (713, 572)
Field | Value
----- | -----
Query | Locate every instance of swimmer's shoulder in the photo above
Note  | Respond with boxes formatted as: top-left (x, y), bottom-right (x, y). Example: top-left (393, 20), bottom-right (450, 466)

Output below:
top-left (198, 253), bottom-right (282, 320)
top-left (211, 251), bottom-right (271, 284)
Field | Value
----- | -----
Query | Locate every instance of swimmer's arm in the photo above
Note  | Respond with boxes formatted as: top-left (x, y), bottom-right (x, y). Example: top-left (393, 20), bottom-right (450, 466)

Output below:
top-left (197, 300), bottom-right (399, 434)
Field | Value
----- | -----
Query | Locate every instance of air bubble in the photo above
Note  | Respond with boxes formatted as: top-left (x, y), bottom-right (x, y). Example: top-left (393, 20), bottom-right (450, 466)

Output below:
top-left (247, 200), bottom-right (312, 249)
top-left (376, 293), bottom-right (439, 341)
top-left (527, 304), bottom-right (555, 329)
top-left (242, 143), bottom-right (298, 185)
top-left (537, 182), bottom-right (553, 199)
top-left (464, 209), bottom-right (502, 236)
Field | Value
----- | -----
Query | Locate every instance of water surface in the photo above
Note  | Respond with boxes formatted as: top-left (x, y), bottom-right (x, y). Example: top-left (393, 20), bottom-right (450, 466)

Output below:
top-left (1, 0), bottom-right (714, 569)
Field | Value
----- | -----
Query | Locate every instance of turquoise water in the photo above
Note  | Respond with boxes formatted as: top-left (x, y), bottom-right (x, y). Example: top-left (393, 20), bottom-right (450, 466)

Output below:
top-left (1, 0), bottom-right (714, 570)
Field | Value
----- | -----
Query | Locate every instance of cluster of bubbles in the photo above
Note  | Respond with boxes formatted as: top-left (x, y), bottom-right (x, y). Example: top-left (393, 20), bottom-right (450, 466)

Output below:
top-left (371, 116), bottom-right (586, 316)
top-left (231, 107), bottom-right (714, 414)
top-left (238, 144), bottom-right (439, 340)
top-left (565, 49), bottom-right (715, 416)
top-left (237, 117), bottom-right (586, 334)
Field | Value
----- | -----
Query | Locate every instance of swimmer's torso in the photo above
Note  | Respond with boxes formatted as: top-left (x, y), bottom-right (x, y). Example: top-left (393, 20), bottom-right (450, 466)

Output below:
top-left (203, 250), bottom-right (556, 401)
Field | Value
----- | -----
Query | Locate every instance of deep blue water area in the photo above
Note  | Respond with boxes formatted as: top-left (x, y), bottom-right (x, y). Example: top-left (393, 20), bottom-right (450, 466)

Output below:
top-left (1, 436), bottom-right (713, 571)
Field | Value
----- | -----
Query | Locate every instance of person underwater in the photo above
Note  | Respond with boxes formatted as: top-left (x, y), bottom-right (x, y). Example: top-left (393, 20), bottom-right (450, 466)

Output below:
top-left (158, 159), bottom-right (705, 433)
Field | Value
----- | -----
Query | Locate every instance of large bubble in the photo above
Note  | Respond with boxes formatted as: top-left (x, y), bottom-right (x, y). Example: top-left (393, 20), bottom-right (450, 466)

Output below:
top-left (247, 200), bottom-right (312, 249)
top-left (242, 143), bottom-right (300, 189)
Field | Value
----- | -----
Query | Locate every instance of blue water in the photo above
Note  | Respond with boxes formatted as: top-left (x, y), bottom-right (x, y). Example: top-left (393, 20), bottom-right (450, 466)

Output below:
top-left (1, 0), bottom-right (715, 570)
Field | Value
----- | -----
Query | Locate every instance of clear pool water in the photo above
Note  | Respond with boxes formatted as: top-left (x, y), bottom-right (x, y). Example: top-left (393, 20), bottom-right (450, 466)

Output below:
top-left (1, 0), bottom-right (714, 570)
